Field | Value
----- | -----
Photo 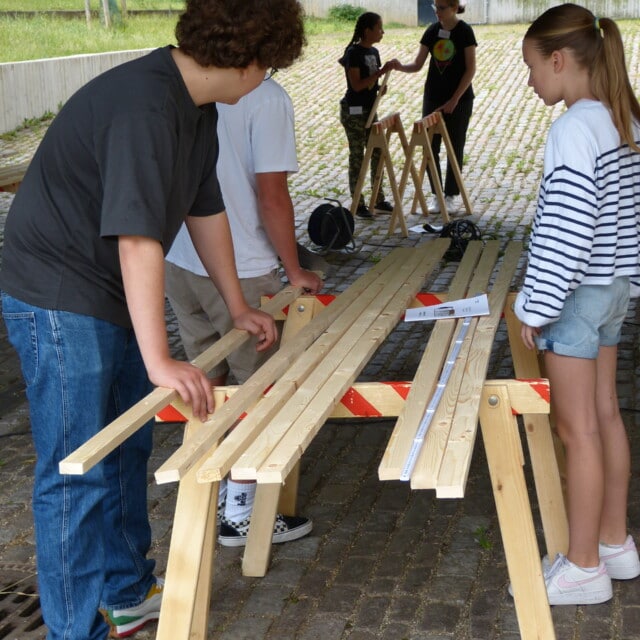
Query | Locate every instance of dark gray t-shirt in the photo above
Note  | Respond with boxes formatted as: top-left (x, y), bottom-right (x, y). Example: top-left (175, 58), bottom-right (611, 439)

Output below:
top-left (0, 46), bottom-right (224, 327)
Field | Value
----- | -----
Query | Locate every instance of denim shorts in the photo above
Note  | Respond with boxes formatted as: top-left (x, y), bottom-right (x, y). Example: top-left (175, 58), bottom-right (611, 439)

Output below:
top-left (535, 277), bottom-right (630, 359)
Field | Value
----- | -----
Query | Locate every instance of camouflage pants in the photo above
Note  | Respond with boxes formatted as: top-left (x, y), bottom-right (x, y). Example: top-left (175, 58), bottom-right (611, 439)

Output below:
top-left (340, 102), bottom-right (385, 207)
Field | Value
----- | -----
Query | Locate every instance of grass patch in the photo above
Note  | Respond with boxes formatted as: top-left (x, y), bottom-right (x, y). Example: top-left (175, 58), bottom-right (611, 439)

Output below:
top-left (0, 11), bottom-right (366, 62)
top-left (0, 13), bottom-right (177, 61)
top-left (0, 0), bottom-right (184, 10)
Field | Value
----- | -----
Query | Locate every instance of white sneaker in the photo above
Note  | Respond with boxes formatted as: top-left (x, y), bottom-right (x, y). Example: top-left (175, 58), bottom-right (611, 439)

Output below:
top-left (427, 196), bottom-right (441, 213)
top-left (445, 194), bottom-right (463, 214)
top-left (599, 535), bottom-right (640, 580)
top-left (544, 554), bottom-right (612, 605)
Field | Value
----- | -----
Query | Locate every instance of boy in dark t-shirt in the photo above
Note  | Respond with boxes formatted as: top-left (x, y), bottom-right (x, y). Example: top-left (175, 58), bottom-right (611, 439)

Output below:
top-left (0, 1), bottom-right (306, 638)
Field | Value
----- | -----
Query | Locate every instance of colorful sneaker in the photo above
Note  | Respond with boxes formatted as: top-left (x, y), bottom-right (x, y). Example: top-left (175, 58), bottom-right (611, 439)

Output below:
top-left (218, 513), bottom-right (313, 548)
top-left (104, 578), bottom-right (164, 638)
top-left (544, 554), bottom-right (612, 605)
top-left (599, 535), bottom-right (640, 580)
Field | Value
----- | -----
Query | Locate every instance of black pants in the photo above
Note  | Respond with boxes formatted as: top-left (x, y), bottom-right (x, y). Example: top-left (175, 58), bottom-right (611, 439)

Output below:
top-left (422, 98), bottom-right (473, 197)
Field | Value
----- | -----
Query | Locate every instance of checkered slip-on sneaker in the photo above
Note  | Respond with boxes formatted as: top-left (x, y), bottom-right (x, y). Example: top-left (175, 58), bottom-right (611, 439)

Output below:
top-left (218, 513), bottom-right (313, 547)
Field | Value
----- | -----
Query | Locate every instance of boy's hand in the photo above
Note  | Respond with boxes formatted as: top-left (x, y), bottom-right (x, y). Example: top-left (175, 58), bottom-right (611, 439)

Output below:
top-left (147, 358), bottom-right (214, 421)
top-left (232, 308), bottom-right (278, 351)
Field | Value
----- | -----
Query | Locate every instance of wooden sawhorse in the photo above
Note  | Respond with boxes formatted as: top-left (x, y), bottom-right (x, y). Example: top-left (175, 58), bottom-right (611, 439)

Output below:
top-left (350, 112), bottom-right (415, 237)
top-left (398, 111), bottom-right (472, 223)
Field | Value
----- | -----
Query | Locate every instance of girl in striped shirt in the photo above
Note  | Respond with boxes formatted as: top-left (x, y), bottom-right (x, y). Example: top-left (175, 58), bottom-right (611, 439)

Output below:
top-left (516, 3), bottom-right (640, 606)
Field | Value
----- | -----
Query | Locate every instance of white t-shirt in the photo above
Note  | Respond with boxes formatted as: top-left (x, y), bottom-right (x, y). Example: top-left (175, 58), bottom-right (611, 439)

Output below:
top-left (165, 78), bottom-right (299, 278)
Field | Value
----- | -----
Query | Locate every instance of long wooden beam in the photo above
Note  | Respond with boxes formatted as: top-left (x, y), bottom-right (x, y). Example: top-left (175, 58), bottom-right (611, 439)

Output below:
top-left (199, 241), bottom-right (449, 483)
top-left (58, 284), bottom-right (305, 475)
top-left (378, 240), bottom-right (485, 480)
top-left (432, 242), bottom-right (523, 496)
top-left (154, 246), bottom-right (438, 484)
top-left (196, 244), bottom-right (439, 483)
top-left (250, 242), bottom-right (447, 484)
top-left (408, 241), bottom-right (505, 489)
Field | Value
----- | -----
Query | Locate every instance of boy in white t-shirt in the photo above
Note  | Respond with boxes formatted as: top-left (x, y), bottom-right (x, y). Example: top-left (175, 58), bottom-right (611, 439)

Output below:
top-left (165, 77), bottom-right (323, 546)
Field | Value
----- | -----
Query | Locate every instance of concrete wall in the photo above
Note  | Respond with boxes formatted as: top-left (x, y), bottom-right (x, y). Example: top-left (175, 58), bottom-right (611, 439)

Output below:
top-left (487, 0), bottom-right (640, 23)
top-left (0, 49), bottom-right (150, 133)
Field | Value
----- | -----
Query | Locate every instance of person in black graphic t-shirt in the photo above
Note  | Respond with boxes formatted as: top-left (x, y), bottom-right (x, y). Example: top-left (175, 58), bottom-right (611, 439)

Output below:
top-left (339, 11), bottom-right (394, 218)
top-left (389, 0), bottom-right (476, 214)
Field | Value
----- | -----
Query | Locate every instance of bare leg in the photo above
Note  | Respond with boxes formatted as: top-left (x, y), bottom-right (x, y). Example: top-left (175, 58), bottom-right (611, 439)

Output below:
top-left (544, 351), bottom-right (602, 568)
top-left (595, 345), bottom-right (629, 545)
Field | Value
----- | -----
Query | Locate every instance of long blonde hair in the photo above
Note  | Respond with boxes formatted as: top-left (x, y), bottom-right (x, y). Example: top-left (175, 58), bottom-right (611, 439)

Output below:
top-left (525, 3), bottom-right (640, 151)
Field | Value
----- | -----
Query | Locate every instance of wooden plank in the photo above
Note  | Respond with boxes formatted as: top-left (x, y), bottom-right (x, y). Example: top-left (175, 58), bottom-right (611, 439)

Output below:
top-left (0, 160), bottom-right (30, 192)
top-left (433, 242), bottom-right (523, 496)
top-left (484, 379), bottom-right (550, 415)
top-left (478, 383), bottom-right (556, 640)
top-left (164, 380), bottom-right (414, 422)
top-left (156, 422), bottom-right (219, 640)
top-left (504, 293), bottom-right (569, 559)
top-left (155, 247), bottom-right (422, 484)
top-left (410, 241), bottom-right (505, 490)
top-left (58, 284), bottom-right (304, 475)
top-left (197, 246), bottom-right (427, 484)
top-left (378, 240), bottom-right (484, 480)
top-left (364, 70), bottom-right (390, 129)
top-left (252, 244), bottom-right (445, 483)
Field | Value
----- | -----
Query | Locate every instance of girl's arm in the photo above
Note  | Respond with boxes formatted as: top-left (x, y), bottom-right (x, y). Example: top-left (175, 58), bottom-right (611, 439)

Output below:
top-left (439, 45), bottom-right (476, 113)
top-left (347, 66), bottom-right (385, 93)
top-left (388, 44), bottom-right (429, 73)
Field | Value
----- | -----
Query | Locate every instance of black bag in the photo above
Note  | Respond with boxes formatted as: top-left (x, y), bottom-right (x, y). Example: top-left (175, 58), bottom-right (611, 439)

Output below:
top-left (423, 219), bottom-right (482, 261)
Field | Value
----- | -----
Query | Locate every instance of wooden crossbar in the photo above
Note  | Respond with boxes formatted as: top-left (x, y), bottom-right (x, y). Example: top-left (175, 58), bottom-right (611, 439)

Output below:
top-left (0, 160), bottom-right (30, 193)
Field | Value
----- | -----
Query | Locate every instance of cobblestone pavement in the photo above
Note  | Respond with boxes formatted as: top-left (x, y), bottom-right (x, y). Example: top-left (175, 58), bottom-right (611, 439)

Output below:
top-left (1, 21), bottom-right (640, 640)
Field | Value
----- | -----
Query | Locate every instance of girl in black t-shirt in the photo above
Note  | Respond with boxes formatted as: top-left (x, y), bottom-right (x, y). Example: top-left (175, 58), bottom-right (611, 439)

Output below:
top-left (390, 0), bottom-right (477, 215)
top-left (339, 12), bottom-right (393, 218)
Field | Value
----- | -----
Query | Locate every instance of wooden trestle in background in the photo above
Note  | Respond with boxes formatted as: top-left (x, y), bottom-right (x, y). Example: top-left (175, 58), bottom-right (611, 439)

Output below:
top-left (351, 111), bottom-right (472, 238)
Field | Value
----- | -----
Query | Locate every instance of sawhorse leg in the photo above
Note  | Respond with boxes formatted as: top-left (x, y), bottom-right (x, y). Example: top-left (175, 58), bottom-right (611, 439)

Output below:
top-left (242, 482), bottom-right (281, 577)
top-left (156, 422), bottom-right (219, 640)
top-left (479, 383), bottom-right (556, 640)
top-left (504, 295), bottom-right (568, 558)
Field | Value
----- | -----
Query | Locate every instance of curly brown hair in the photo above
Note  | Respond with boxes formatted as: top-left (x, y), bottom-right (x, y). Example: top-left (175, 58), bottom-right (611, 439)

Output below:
top-left (176, 0), bottom-right (306, 70)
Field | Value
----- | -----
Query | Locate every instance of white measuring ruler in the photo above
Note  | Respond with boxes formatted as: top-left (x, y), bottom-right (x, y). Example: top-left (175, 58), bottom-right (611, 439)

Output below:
top-left (399, 316), bottom-right (472, 481)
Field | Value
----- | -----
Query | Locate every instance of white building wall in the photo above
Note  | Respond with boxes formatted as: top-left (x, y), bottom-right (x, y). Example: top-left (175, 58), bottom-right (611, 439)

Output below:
top-left (300, 0), bottom-right (637, 25)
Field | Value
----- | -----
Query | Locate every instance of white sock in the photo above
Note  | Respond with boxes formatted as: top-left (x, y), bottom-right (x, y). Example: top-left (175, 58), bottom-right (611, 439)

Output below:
top-left (218, 478), bottom-right (227, 505)
top-left (225, 480), bottom-right (256, 523)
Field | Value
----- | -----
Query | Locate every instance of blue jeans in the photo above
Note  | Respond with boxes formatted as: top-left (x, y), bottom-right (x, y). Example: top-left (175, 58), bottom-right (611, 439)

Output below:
top-left (1, 294), bottom-right (155, 640)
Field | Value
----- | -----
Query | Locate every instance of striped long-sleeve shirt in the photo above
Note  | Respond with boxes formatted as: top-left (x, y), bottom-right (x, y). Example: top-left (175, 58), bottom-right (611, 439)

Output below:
top-left (515, 99), bottom-right (640, 328)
